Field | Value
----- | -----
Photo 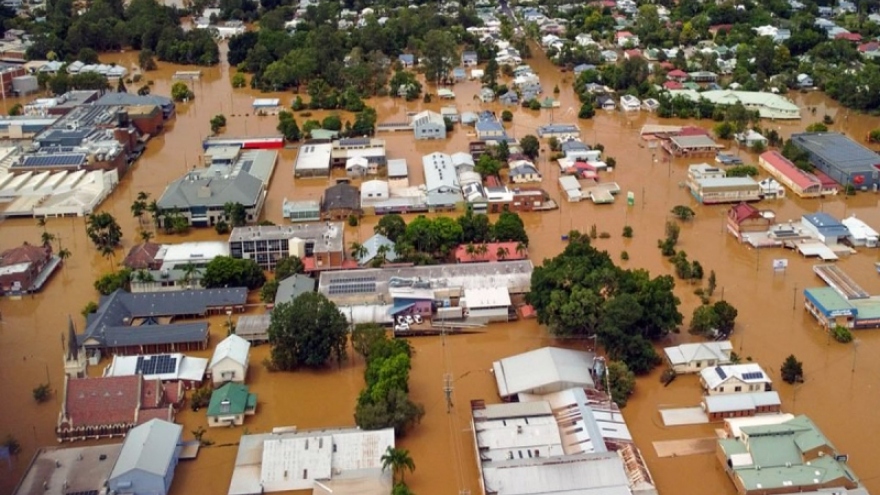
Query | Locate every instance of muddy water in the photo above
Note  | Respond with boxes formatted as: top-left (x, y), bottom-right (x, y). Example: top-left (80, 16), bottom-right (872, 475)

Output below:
top-left (2, 41), bottom-right (880, 495)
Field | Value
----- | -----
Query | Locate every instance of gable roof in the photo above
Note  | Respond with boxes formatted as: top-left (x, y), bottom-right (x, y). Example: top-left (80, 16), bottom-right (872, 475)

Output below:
top-left (274, 274), bottom-right (317, 305)
top-left (759, 150), bottom-right (822, 190)
top-left (728, 202), bottom-right (763, 224)
top-left (359, 233), bottom-right (397, 264)
top-left (664, 341), bottom-right (732, 365)
top-left (208, 382), bottom-right (256, 416)
top-left (493, 347), bottom-right (596, 398)
top-left (1, 243), bottom-right (50, 267)
top-left (110, 419), bottom-right (183, 480)
top-left (210, 334), bottom-right (251, 369)
top-left (158, 171), bottom-right (263, 210)
top-left (122, 242), bottom-right (162, 270)
top-left (322, 182), bottom-right (360, 211)
top-left (701, 363), bottom-right (771, 389)
top-left (63, 375), bottom-right (141, 427)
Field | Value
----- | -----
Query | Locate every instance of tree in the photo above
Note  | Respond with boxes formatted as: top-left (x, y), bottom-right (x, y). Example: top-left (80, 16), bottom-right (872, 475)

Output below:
top-left (215, 220), bottom-right (230, 235)
top-left (355, 386), bottom-right (425, 436)
top-left (713, 121), bottom-right (734, 140)
top-left (260, 279), bottom-right (279, 303)
top-left (33, 383), bottom-right (51, 403)
top-left (86, 212), bottom-right (122, 250)
top-left (707, 270), bottom-right (717, 297)
top-left (223, 202), bottom-right (248, 227)
top-left (138, 49), bottom-right (157, 71)
top-left (375, 214), bottom-right (406, 242)
top-left (202, 256), bottom-right (265, 289)
top-left (275, 256), bottom-right (305, 279)
top-left (171, 81), bottom-right (194, 102)
top-left (210, 114), bottom-right (227, 133)
top-left (671, 205), bottom-right (695, 221)
top-left (421, 29), bottom-right (457, 85)
top-left (578, 101), bottom-right (595, 119)
top-left (268, 292), bottom-right (348, 370)
top-left (131, 191), bottom-right (149, 225)
top-left (58, 247), bottom-right (72, 267)
top-left (475, 153), bottom-right (502, 178)
top-left (351, 241), bottom-right (368, 262)
top-left (81, 301), bottom-right (98, 319)
top-left (493, 211), bottom-right (529, 245)
top-left (501, 110), bottom-right (513, 122)
top-left (94, 268), bottom-right (132, 295)
top-left (352, 323), bottom-right (386, 360)
top-left (181, 262), bottom-right (200, 288)
top-left (393, 483), bottom-right (415, 495)
top-left (606, 361), bottom-right (635, 407)
top-left (689, 303), bottom-right (719, 336)
top-left (9, 102), bottom-right (22, 116)
top-left (277, 111), bottom-right (301, 142)
top-left (231, 73), bottom-right (246, 88)
top-left (41, 231), bottom-right (56, 247)
top-left (495, 140), bottom-right (510, 162)
top-left (780, 354), bottom-right (804, 384)
top-left (519, 134), bottom-right (540, 160)
top-left (726, 165), bottom-right (759, 177)
top-left (381, 446), bottom-right (416, 485)
top-left (806, 122), bottom-right (828, 132)
top-left (713, 300), bottom-right (738, 336)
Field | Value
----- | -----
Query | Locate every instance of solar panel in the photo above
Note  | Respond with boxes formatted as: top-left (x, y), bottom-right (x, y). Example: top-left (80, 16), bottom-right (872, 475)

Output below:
top-left (21, 153), bottom-right (87, 168)
top-left (136, 355), bottom-right (178, 375)
top-left (715, 366), bottom-right (727, 379)
top-left (742, 371), bottom-right (764, 380)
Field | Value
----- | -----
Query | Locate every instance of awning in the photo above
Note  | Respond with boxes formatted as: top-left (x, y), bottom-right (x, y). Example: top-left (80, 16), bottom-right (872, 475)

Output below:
top-left (390, 302), bottom-right (415, 316)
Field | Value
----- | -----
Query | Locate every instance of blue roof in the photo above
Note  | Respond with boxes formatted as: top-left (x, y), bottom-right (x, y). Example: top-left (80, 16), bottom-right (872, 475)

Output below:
top-left (476, 120), bottom-right (505, 132)
top-left (803, 213), bottom-right (850, 236)
top-left (791, 132), bottom-right (880, 173)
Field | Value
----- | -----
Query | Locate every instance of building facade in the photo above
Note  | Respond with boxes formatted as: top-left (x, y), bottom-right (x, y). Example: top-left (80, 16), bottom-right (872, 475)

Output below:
top-left (228, 224), bottom-right (344, 271)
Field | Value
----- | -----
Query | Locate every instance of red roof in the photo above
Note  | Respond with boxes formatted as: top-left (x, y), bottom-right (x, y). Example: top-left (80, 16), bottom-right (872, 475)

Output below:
top-left (625, 49), bottom-right (642, 58)
top-left (123, 242), bottom-right (161, 270)
top-left (678, 126), bottom-right (711, 137)
top-left (667, 69), bottom-right (688, 79)
top-left (728, 202), bottom-right (762, 225)
top-left (520, 305), bottom-right (537, 319)
top-left (616, 31), bottom-right (634, 38)
top-left (709, 24), bottom-right (733, 33)
top-left (835, 32), bottom-right (862, 42)
top-left (660, 62), bottom-right (675, 70)
top-left (759, 151), bottom-right (821, 190)
top-left (137, 406), bottom-right (174, 425)
top-left (486, 176), bottom-right (502, 187)
top-left (454, 242), bottom-right (528, 263)
top-left (663, 81), bottom-right (684, 90)
top-left (64, 376), bottom-right (141, 428)
top-left (858, 41), bottom-right (880, 52)
top-left (811, 169), bottom-right (840, 190)
top-left (0, 243), bottom-right (50, 267)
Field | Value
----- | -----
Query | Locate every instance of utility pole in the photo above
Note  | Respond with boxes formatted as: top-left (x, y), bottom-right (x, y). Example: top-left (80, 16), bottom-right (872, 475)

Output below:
top-left (792, 284), bottom-right (798, 310)
top-left (443, 373), bottom-right (454, 413)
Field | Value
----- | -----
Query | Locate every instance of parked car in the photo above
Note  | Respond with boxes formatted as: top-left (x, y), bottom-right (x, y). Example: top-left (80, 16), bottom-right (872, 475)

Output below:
top-left (414, 314), bottom-right (423, 324)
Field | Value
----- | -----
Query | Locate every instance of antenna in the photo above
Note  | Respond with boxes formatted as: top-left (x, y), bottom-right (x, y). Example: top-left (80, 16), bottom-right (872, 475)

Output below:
top-left (443, 373), bottom-right (454, 413)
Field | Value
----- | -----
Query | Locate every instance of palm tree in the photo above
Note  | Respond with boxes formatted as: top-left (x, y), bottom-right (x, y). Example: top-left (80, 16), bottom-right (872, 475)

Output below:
top-left (465, 243), bottom-right (476, 260)
top-left (515, 241), bottom-right (527, 258)
top-left (135, 269), bottom-right (154, 283)
top-left (476, 243), bottom-right (489, 259)
top-left (36, 217), bottom-right (46, 231)
top-left (139, 229), bottom-right (154, 242)
top-left (41, 231), bottom-right (56, 248)
top-left (496, 246), bottom-right (509, 260)
top-left (57, 247), bottom-right (71, 272)
top-left (376, 244), bottom-right (390, 265)
top-left (350, 242), bottom-right (368, 263)
top-left (101, 245), bottom-right (116, 270)
top-left (146, 200), bottom-right (160, 228)
top-left (381, 446), bottom-right (415, 485)
top-left (181, 262), bottom-right (199, 289)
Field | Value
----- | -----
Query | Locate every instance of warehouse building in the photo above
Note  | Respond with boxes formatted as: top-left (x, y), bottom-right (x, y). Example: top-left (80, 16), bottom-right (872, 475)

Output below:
top-left (790, 132), bottom-right (880, 189)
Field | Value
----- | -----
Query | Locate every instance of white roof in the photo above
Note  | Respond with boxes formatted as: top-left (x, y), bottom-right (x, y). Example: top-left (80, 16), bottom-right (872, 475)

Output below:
top-left (253, 98), bottom-right (280, 107)
top-left (111, 419), bottom-right (182, 480)
top-left (155, 241), bottom-right (229, 268)
top-left (463, 286), bottom-right (511, 309)
top-left (842, 215), bottom-right (879, 240)
top-left (387, 159), bottom-right (408, 178)
top-left (481, 452), bottom-right (632, 495)
top-left (700, 363), bottom-right (771, 389)
top-left (411, 110), bottom-right (445, 128)
top-left (345, 155), bottom-right (369, 170)
top-left (451, 151), bottom-right (475, 168)
top-left (493, 347), bottom-right (595, 398)
top-left (663, 341), bottom-right (732, 366)
top-left (558, 175), bottom-right (581, 191)
top-left (703, 391), bottom-right (781, 413)
top-left (360, 180), bottom-right (388, 197)
top-left (422, 152), bottom-right (460, 192)
top-left (210, 334), bottom-right (251, 368)
top-left (295, 143), bottom-right (333, 172)
top-left (724, 414), bottom-right (796, 439)
top-left (103, 353), bottom-right (208, 382)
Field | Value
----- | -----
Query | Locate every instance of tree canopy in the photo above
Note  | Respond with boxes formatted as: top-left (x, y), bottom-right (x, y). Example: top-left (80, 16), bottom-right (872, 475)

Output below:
top-left (202, 256), bottom-right (266, 290)
top-left (268, 292), bottom-right (348, 370)
top-left (86, 212), bottom-right (123, 250)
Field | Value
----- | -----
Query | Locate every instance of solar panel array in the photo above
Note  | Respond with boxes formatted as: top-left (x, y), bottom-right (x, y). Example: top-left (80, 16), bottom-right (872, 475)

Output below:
top-left (327, 276), bottom-right (377, 296)
top-left (741, 371), bottom-right (764, 381)
top-left (715, 366), bottom-right (727, 379)
top-left (21, 153), bottom-right (87, 168)
top-left (136, 355), bottom-right (179, 375)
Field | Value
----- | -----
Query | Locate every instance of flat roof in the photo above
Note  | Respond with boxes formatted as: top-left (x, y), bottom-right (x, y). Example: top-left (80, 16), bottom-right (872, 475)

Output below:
top-left (295, 142), bottom-right (333, 172)
top-left (671, 135), bottom-right (724, 148)
top-left (155, 241), bottom-right (229, 267)
top-left (791, 132), bottom-right (880, 172)
top-left (13, 444), bottom-right (123, 495)
top-left (229, 223), bottom-right (343, 253)
top-left (463, 286), bottom-right (512, 309)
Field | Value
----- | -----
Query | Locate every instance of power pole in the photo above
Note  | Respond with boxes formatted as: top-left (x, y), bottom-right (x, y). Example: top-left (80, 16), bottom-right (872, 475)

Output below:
top-left (444, 373), bottom-right (454, 413)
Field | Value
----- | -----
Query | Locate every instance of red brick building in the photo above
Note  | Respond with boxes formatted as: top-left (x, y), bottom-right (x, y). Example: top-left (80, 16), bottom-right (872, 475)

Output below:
top-left (726, 203), bottom-right (773, 242)
top-left (0, 63), bottom-right (27, 96)
top-left (0, 242), bottom-right (54, 295)
top-left (123, 242), bottom-right (162, 270)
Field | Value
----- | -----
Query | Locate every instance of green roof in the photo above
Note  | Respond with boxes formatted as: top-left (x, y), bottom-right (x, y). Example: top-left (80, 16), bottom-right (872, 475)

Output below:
top-left (805, 287), bottom-right (853, 313)
top-left (207, 382), bottom-right (256, 416)
top-left (851, 296), bottom-right (880, 319)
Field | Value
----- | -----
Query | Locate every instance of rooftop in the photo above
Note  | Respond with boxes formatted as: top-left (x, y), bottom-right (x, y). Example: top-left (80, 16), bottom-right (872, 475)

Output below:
top-left (12, 444), bottom-right (122, 495)
top-left (103, 353), bottom-right (208, 383)
top-left (295, 142), bottom-right (333, 173)
top-left (110, 419), bottom-right (182, 480)
top-left (210, 334), bottom-right (251, 369)
top-left (760, 150), bottom-right (822, 190)
top-left (155, 241), bottom-right (229, 269)
top-left (790, 132), bottom-right (880, 172)
top-left (229, 223), bottom-right (344, 253)
top-left (664, 341), bottom-right (733, 366)
top-left (274, 274), bottom-right (317, 305)
top-left (701, 363), bottom-right (771, 389)
top-left (454, 241), bottom-right (528, 263)
top-left (493, 347), bottom-right (596, 399)
top-left (208, 382), bottom-right (256, 416)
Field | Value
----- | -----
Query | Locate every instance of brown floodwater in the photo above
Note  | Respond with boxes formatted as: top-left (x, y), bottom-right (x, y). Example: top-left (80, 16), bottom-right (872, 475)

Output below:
top-left (2, 41), bottom-right (880, 495)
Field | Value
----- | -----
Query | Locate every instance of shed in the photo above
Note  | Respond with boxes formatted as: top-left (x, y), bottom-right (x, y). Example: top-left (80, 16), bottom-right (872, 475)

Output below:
top-left (492, 347), bottom-right (596, 400)
top-left (558, 175), bottom-right (582, 202)
top-left (234, 314), bottom-right (271, 345)
top-left (108, 419), bottom-right (183, 495)
top-left (209, 334), bottom-right (251, 386)
top-left (842, 215), bottom-right (879, 247)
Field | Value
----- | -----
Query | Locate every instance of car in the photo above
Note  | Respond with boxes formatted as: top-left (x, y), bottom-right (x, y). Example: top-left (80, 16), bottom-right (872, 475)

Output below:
top-left (414, 314), bottom-right (423, 324)
top-left (394, 323), bottom-right (410, 332)
top-left (405, 315), bottom-right (414, 324)
top-left (397, 316), bottom-right (407, 325)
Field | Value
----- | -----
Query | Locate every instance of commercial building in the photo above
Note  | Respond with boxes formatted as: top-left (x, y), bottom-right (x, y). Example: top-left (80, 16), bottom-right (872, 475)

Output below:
top-left (702, 391), bottom-right (782, 421)
top-left (128, 241), bottom-right (229, 292)
top-left (717, 415), bottom-right (865, 495)
top-left (56, 375), bottom-right (178, 442)
top-left (0, 116), bottom-right (56, 139)
top-left (75, 288), bottom-right (247, 358)
top-left (700, 364), bottom-right (773, 395)
top-left (228, 427), bottom-right (395, 495)
top-left (412, 110), bottom-right (447, 140)
top-left (387, 158), bottom-right (409, 187)
top-left (228, 223), bottom-right (345, 272)
top-left (108, 419), bottom-right (183, 495)
top-left (803, 279), bottom-right (880, 329)
top-left (103, 353), bottom-right (208, 389)
top-left (662, 134), bottom-right (725, 157)
top-left (462, 286), bottom-right (512, 322)
top-left (207, 382), bottom-right (257, 427)
top-left (842, 215), bottom-right (879, 247)
top-left (274, 274), bottom-right (316, 304)
top-left (329, 138), bottom-right (387, 170)
top-left (688, 164), bottom-right (761, 204)
top-left (157, 149), bottom-right (277, 227)
top-left (294, 141), bottom-right (333, 178)
top-left (790, 132), bottom-right (880, 189)
top-left (209, 334), bottom-right (251, 386)
top-left (493, 347), bottom-right (596, 401)
top-left (12, 444), bottom-right (123, 495)
top-left (663, 341), bottom-right (733, 374)
top-left (558, 175), bottom-right (583, 202)
top-left (281, 199), bottom-right (321, 222)
top-left (321, 182), bottom-right (361, 220)
top-left (0, 242), bottom-right (60, 295)
top-left (0, 167), bottom-right (120, 218)
top-left (801, 213), bottom-right (850, 245)
top-left (726, 203), bottom-right (775, 242)
top-left (758, 150), bottom-right (830, 198)
top-left (667, 89), bottom-right (801, 119)
top-left (422, 152), bottom-right (463, 209)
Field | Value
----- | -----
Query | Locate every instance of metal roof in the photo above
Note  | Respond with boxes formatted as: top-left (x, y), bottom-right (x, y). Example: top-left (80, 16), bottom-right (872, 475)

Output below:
top-left (274, 274), bottom-right (317, 304)
top-left (358, 233), bottom-right (397, 264)
top-left (20, 153), bottom-right (87, 168)
top-left (210, 334), bottom-right (251, 369)
top-left (157, 169), bottom-right (264, 210)
top-left (493, 347), bottom-right (596, 398)
top-left (422, 152), bottom-right (461, 193)
top-left (110, 419), bottom-right (182, 480)
top-left (703, 391), bottom-right (781, 413)
top-left (700, 363), bottom-right (771, 389)
top-left (664, 341), bottom-right (733, 366)
top-left (791, 132), bottom-right (880, 172)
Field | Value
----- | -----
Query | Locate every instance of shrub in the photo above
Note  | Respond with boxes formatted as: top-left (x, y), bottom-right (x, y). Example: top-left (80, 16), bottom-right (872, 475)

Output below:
top-left (620, 251), bottom-right (629, 261)
top-left (831, 325), bottom-right (853, 343)
top-left (622, 226), bottom-right (633, 238)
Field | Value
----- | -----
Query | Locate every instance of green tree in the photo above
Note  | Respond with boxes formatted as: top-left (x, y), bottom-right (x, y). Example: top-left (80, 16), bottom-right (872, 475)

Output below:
top-left (421, 29), bottom-right (457, 85)
top-left (277, 111), bottom-right (301, 142)
top-left (606, 361), bottom-right (635, 407)
top-left (202, 256), bottom-right (266, 289)
top-left (138, 49), bottom-right (157, 71)
top-left (671, 205), bottom-right (695, 221)
top-left (493, 211), bottom-right (529, 245)
top-left (475, 153), bottom-right (502, 178)
top-left (622, 226), bottom-right (633, 238)
top-left (375, 214), bottom-right (407, 242)
top-left (275, 256), bottom-right (305, 279)
top-left (351, 323), bottom-right (387, 360)
top-left (8, 102), bottom-right (22, 116)
top-left (232, 72), bottom-right (246, 88)
top-left (519, 134), bottom-right (540, 160)
top-left (806, 122), bottom-right (828, 133)
top-left (350, 241), bottom-right (368, 261)
top-left (392, 483), bottom-right (415, 495)
top-left (713, 300), bottom-right (738, 336)
top-left (94, 268), bottom-right (132, 295)
top-left (707, 270), bottom-right (717, 297)
top-left (381, 446), bottom-right (416, 485)
top-left (33, 383), bottom-right (51, 403)
top-left (210, 114), bottom-right (227, 133)
top-left (81, 301), bottom-right (98, 320)
top-left (495, 140), bottom-right (510, 162)
top-left (726, 165), bottom-right (759, 177)
top-left (171, 81), bottom-right (194, 102)
top-left (780, 354), bottom-right (804, 384)
top-left (268, 292), bottom-right (348, 369)
top-left (223, 202), bottom-right (248, 227)
top-left (714, 121), bottom-right (734, 140)
top-left (260, 279), bottom-right (279, 303)
top-left (688, 303), bottom-right (719, 336)
top-left (578, 101), bottom-right (595, 119)
top-left (355, 387), bottom-right (425, 436)
top-left (501, 110), bottom-right (513, 122)
top-left (322, 115), bottom-right (343, 131)
top-left (86, 212), bottom-right (122, 250)
top-left (458, 209), bottom-right (493, 244)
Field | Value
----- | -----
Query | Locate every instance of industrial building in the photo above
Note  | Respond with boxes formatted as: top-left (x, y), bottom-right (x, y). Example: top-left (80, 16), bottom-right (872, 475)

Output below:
top-left (667, 89), bottom-right (801, 119)
top-left (687, 164), bottom-right (761, 204)
top-left (758, 151), bottom-right (832, 198)
top-left (228, 223), bottom-right (345, 271)
top-left (293, 141), bottom-right (333, 178)
top-left (227, 427), bottom-right (395, 495)
top-left (0, 161), bottom-right (119, 218)
top-left (412, 110), bottom-right (447, 140)
top-left (12, 444), bottom-right (123, 495)
top-left (422, 152), bottom-right (463, 209)
top-left (790, 132), bottom-right (880, 189)
top-left (493, 347), bottom-right (596, 401)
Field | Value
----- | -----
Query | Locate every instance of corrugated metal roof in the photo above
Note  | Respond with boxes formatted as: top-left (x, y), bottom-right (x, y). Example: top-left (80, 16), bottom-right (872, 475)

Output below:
top-left (210, 334), bottom-right (251, 369)
top-left (493, 347), bottom-right (595, 398)
top-left (110, 419), bottom-right (182, 479)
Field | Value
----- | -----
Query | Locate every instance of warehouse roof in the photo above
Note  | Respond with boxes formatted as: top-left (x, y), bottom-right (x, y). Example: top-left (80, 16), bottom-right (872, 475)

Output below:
top-left (791, 132), bottom-right (880, 172)
top-left (110, 419), bottom-right (182, 480)
top-left (493, 347), bottom-right (596, 399)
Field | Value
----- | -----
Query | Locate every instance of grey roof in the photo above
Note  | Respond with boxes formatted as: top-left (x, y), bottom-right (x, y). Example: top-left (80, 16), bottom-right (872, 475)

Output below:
top-left (510, 164), bottom-right (540, 177)
top-left (387, 158), bottom-right (408, 178)
top-left (791, 132), bottom-right (880, 172)
top-left (78, 288), bottom-right (247, 348)
top-left (274, 274), bottom-right (316, 305)
top-left (110, 419), bottom-right (182, 480)
top-left (95, 92), bottom-right (174, 108)
top-left (537, 124), bottom-right (579, 136)
top-left (157, 170), bottom-right (264, 210)
top-left (561, 140), bottom-right (590, 152)
top-left (322, 183), bottom-right (360, 211)
top-left (359, 233), bottom-right (398, 264)
top-left (476, 120), bottom-right (505, 133)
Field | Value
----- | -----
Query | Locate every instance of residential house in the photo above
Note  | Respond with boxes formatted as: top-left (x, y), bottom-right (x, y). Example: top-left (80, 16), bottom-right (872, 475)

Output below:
top-left (575, 33), bottom-right (596, 47)
top-left (858, 41), bottom-right (880, 59)
top-left (345, 155), bottom-right (368, 178)
top-left (475, 118), bottom-right (506, 141)
top-left (601, 50), bottom-right (618, 63)
top-left (321, 182), bottom-right (361, 220)
top-left (209, 334), bottom-right (250, 386)
top-left (229, 224), bottom-right (344, 272)
top-left (509, 161), bottom-right (542, 183)
top-left (796, 73), bottom-right (813, 87)
top-left (726, 202), bottom-right (774, 242)
top-left (663, 341), bottom-right (733, 374)
top-left (357, 233), bottom-right (397, 266)
top-left (207, 382), bottom-right (257, 427)
top-left (700, 364), bottom-right (772, 395)
top-left (616, 31), bottom-right (638, 47)
top-left (667, 69), bottom-right (689, 82)
top-left (273, 274), bottom-right (316, 306)
top-left (572, 64), bottom-right (596, 76)
top-left (702, 391), bottom-right (782, 422)
top-left (620, 94), bottom-right (641, 112)
top-left (0, 242), bottom-right (58, 295)
top-left (735, 130), bottom-right (768, 148)
top-left (412, 110), bottom-right (447, 140)
top-left (440, 105), bottom-right (459, 123)
top-left (360, 179), bottom-right (389, 202)
top-left (462, 51), bottom-right (478, 67)
top-left (108, 419), bottom-right (183, 495)
top-left (452, 152), bottom-right (475, 175)
top-left (499, 91), bottom-right (518, 106)
top-left (596, 95), bottom-right (616, 110)
top-left (479, 87), bottom-right (496, 103)
top-left (451, 67), bottom-right (467, 82)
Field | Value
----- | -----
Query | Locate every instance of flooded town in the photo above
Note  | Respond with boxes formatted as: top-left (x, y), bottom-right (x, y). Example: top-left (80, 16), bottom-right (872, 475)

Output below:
top-left (1, 0), bottom-right (880, 495)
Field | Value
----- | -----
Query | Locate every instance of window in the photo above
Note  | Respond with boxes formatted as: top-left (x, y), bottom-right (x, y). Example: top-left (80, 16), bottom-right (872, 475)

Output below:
top-left (734, 386), bottom-right (742, 392)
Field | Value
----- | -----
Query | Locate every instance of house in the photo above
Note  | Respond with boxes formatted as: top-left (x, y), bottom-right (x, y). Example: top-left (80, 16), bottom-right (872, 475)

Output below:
top-left (842, 215), bottom-right (879, 248)
top-left (0, 242), bottom-right (59, 295)
top-left (620, 94), bottom-right (641, 112)
top-left (601, 50), bottom-right (618, 62)
top-left (801, 213), bottom-right (850, 245)
top-left (758, 177), bottom-right (785, 199)
top-left (462, 51), bottom-right (478, 67)
top-left (663, 133), bottom-right (725, 157)
top-left (475, 119), bottom-right (506, 141)
top-left (451, 67), bottom-right (467, 81)
top-left (726, 202), bottom-right (774, 242)
top-left (357, 233), bottom-right (397, 266)
top-left (321, 182), bottom-right (361, 220)
top-left (207, 383), bottom-right (256, 427)
top-left (717, 415), bottom-right (865, 495)
top-left (123, 242), bottom-right (162, 270)
top-left (360, 179), bottom-right (389, 202)
top-left (758, 150), bottom-right (828, 198)
top-left (345, 155), bottom-right (368, 178)
top-left (572, 63), bottom-right (596, 76)
top-left (596, 95), bottom-right (616, 110)
top-left (790, 132), bottom-right (880, 189)
top-left (509, 161), bottom-right (542, 183)
top-left (689, 71), bottom-right (718, 82)
top-left (536, 124), bottom-right (579, 138)
top-left (440, 105), bottom-right (459, 123)
top-left (56, 375), bottom-right (177, 441)
top-left (702, 392), bottom-right (782, 422)
top-left (209, 334), bottom-right (250, 386)
top-left (229, 223), bottom-right (344, 272)
top-left (615, 30), bottom-right (638, 47)
top-left (667, 69), bottom-right (689, 82)
top-left (273, 274), bottom-right (316, 305)
top-left (663, 341), bottom-right (733, 374)
top-left (108, 419), bottom-right (183, 495)
top-left (157, 150), bottom-right (277, 227)
top-left (642, 98), bottom-right (660, 111)
top-left (735, 130), bottom-right (768, 149)
top-left (103, 353), bottom-right (208, 390)
top-left (398, 53), bottom-right (415, 68)
top-left (499, 91), bottom-right (518, 105)
top-left (412, 110), bottom-right (447, 140)
top-left (700, 364), bottom-right (772, 395)
top-left (796, 73), bottom-right (813, 87)
top-left (479, 87), bottom-right (496, 103)
top-left (227, 427), bottom-right (395, 495)
top-left (492, 347), bottom-right (596, 401)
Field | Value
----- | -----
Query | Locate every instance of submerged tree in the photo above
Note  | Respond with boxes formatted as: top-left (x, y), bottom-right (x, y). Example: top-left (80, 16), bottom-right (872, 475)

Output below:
top-left (268, 293), bottom-right (348, 370)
